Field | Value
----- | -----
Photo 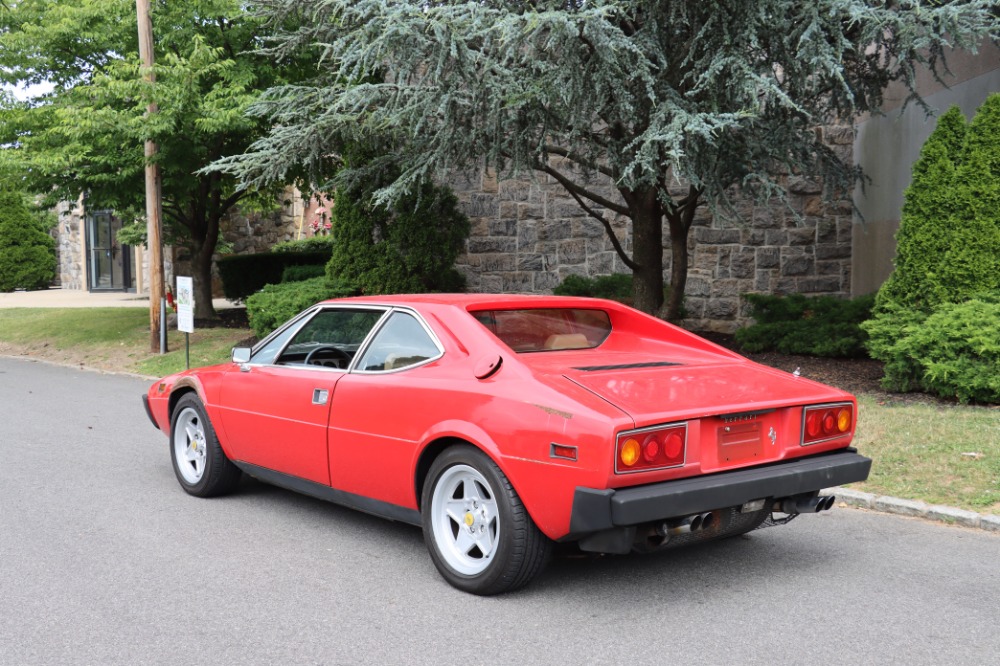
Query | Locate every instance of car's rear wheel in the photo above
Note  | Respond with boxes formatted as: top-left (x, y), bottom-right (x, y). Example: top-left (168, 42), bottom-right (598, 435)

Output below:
top-left (170, 393), bottom-right (241, 498)
top-left (421, 445), bottom-right (551, 595)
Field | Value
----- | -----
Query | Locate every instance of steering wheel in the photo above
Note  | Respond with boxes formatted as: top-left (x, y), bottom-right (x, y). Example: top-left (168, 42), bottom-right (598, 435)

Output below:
top-left (303, 345), bottom-right (352, 368)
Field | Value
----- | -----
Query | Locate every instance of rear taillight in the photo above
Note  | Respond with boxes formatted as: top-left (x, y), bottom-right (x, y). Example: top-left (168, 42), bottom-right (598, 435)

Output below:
top-left (615, 423), bottom-right (687, 474)
top-left (801, 403), bottom-right (853, 445)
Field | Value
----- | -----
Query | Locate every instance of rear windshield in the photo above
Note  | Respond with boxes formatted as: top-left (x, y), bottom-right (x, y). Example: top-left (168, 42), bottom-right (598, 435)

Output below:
top-left (471, 308), bottom-right (612, 353)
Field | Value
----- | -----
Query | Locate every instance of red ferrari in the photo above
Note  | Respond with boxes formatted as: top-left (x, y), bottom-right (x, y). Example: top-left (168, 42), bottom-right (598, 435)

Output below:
top-left (143, 294), bottom-right (871, 594)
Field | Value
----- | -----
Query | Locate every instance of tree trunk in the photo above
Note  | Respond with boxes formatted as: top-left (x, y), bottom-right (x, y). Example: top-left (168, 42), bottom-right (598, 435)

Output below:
top-left (189, 239), bottom-right (218, 321)
top-left (626, 188), bottom-right (664, 315)
top-left (665, 216), bottom-right (689, 322)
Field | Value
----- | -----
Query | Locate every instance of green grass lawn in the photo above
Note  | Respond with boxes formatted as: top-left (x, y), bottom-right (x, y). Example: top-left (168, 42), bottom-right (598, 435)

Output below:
top-left (0, 307), bottom-right (249, 377)
top-left (852, 395), bottom-right (999, 513)
top-left (1, 307), bottom-right (997, 513)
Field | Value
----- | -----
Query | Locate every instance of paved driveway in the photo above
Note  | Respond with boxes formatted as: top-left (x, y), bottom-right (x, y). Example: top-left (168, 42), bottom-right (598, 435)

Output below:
top-left (1, 357), bottom-right (998, 665)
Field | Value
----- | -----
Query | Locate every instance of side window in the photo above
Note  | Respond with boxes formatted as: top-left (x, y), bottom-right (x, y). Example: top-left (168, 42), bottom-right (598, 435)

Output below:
top-left (250, 314), bottom-right (306, 364)
top-left (275, 308), bottom-right (385, 368)
top-left (356, 311), bottom-right (441, 372)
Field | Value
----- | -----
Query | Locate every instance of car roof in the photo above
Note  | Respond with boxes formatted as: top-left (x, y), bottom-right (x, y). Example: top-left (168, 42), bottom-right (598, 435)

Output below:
top-left (319, 293), bottom-right (621, 310)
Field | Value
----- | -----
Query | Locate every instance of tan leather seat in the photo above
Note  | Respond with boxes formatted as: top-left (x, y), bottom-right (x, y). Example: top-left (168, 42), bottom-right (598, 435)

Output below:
top-left (543, 333), bottom-right (589, 350)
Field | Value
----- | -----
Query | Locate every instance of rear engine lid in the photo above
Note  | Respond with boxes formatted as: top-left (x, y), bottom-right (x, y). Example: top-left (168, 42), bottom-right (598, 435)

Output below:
top-left (525, 350), bottom-right (850, 424)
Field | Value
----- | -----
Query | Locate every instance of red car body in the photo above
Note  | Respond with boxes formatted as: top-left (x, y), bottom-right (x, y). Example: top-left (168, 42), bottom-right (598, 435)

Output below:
top-left (144, 294), bottom-right (871, 594)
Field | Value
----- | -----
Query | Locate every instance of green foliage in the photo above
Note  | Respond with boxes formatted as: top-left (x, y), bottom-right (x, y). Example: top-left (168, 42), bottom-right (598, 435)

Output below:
top-left (554, 274), bottom-right (634, 300)
top-left (864, 297), bottom-right (1000, 404)
top-left (325, 148), bottom-right (469, 294)
top-left (281, 264), bottom-right (326, 283)
top-left (272, 235), bottom-right (336, 254)
top-left (0, 0), bottom-right (316, 316)
top-left (867, 94), bottom-right (1000, 396)
top-left (735, 293), bottom-right (875, 358)
top-left (0, 187), bottom-right (56, 292)
top-left (877, 101), bottom-right (1000, 311)
top-left (216, 251), bottom-right (330, 302)
top-left (218, 0), bottom-right (996, 316)
top-left (245, 276), bottom-right (358, 339)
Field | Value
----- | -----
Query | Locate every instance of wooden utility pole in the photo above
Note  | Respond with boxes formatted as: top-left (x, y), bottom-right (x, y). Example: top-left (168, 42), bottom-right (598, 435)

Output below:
top-left (137, 0), bottom-right (166, 353)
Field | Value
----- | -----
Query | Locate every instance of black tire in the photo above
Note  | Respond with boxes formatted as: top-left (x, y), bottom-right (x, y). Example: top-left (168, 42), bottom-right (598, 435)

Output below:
top-left (169, 393), bottom-right (241, 498)
top-left (421, 445), bottom-right (551, 595)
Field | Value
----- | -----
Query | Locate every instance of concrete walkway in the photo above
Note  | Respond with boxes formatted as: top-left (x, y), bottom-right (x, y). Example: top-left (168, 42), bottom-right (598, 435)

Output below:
top-left (0, 287), bottom-right (236, 310)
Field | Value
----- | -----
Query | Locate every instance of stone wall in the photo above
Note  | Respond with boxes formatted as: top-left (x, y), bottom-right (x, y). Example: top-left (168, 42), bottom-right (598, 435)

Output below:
top-left (55, 199), bottom-right (85, 290)
top-left (451, 127), bottom-right (854, 333)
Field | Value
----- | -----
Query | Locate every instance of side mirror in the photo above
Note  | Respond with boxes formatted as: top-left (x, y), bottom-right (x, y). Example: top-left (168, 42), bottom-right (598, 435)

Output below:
top-left (231, 347), bottom-right (251, 364)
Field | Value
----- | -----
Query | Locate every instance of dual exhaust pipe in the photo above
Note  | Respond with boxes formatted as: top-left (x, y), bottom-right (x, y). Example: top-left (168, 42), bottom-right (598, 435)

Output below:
top-left (656, 511), bottom-right (716, 538)
top-left (777, 494), bottom-right (836, 514)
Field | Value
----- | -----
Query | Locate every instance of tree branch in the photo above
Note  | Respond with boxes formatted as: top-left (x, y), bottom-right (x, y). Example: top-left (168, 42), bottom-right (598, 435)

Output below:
top-left (535, 160), bottom-right (630, 217)
top-left (543, 144), bottom-right (615, 179)
top-left (564, 186), bottom-right (639, 272)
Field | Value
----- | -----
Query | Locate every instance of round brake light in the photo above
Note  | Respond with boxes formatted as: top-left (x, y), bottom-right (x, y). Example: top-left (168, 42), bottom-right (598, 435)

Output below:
top-left (806, 412), bottom-right (821, 438)
top-left (642, 435), bottom-right (660, 462)
top-left (664, 432), bottom-right (683, 460)
top-left (822, 412), bottom-right (836, 434)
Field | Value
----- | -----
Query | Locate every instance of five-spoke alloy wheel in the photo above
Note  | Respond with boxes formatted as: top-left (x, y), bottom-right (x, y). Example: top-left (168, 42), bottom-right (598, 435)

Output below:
top-left (422, 446), bottom-right (550, 595)
top-left (169, 393), bottom-right (241, 497)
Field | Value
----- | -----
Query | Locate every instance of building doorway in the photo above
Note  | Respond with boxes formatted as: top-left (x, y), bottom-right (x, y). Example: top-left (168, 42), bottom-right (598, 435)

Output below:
top-left (86, 211), bottom-right (135, 292)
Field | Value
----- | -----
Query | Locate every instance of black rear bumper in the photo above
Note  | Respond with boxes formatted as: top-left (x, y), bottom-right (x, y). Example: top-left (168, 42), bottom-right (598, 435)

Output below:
top-left (568, 449), bottom-right (872, 536)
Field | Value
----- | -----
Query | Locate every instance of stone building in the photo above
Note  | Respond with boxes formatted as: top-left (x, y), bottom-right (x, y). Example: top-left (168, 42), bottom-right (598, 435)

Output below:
top-left (449, 125), bottom-right (855, 333)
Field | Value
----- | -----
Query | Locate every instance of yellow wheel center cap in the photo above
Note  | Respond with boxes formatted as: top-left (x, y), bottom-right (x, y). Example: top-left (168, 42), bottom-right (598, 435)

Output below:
top-left (464, 512), bottom-right (475, 527)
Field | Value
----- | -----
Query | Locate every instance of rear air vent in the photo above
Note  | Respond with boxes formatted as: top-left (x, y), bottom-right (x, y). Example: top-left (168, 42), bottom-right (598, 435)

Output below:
top-left (573, 361), bottom-right (681, 371)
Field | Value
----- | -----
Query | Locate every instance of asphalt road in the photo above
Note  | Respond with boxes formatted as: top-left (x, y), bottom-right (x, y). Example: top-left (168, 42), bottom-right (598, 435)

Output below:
top-left (1, 357), bottom-right (998, 666)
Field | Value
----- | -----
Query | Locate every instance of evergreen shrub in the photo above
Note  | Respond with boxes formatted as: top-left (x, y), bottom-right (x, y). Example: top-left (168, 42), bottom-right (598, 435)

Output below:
top-left (0, 188), bottom-right (56, 292)
top-left (553, 273), bottom-right (634, 300)
top-left (735, 293), bottom-right (874, 357)
top-left (325, 144), bottom-right (470, 295)
top-left (245, 276), bottom-right (359, 338)
top-left (864, 94), bottom-right (1000, 399)
top-left (864, 297), bottom-right (1000, 404)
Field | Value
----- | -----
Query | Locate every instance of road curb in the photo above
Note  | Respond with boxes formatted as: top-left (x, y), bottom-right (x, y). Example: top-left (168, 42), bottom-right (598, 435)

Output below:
top-left (822, 487), bottom-right (1000, 533)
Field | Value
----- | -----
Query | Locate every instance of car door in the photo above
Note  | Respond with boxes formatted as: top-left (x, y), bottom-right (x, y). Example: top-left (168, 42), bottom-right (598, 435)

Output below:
top-left (328, 309), bottom-right (445, 506)
top-left (218, 306), bottom-right (386, 485)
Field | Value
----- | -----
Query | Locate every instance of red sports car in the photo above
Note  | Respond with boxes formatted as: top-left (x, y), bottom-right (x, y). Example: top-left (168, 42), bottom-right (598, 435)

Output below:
top-left (143, 294), bottom-right (871, 594)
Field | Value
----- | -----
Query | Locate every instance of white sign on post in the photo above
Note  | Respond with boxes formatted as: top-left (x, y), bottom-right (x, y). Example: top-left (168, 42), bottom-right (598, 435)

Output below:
top-left (176, 276), bottom-right (194, 334)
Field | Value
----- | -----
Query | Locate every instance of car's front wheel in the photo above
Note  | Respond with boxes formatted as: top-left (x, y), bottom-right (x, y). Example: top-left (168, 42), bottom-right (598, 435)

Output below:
top-left (421, 445), bottom-right (551, 595)
top-left (170, 393), bottom-right (241, 498)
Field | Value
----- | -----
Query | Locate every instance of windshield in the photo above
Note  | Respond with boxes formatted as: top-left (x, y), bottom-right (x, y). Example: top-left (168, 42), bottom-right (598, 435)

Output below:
top-left (471, 308), bottom-right (611, 353)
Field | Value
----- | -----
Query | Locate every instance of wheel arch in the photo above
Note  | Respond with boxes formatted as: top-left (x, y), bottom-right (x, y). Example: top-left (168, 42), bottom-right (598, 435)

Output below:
top-left (414, 436), bottom-right (481, 512)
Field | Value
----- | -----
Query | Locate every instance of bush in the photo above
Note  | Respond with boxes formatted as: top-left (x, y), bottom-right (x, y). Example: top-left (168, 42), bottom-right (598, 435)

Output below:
top-left (553, 273), bottom-right (634, 300)
top-left (0, 188), bottom-right (56, 292)
top-left (325, 143), bottom-right (469, 295)
top-left (735, 293), bottom-right (875, 357)
top-left (245, 276), bottom-right (359, 339)
top-left (272, 235), bottom-right (336, 254)
top-left (863, 297), bottom-right (1000, 404)
top-left (281, 264), bottom-right (326, 283)
top-left (217, 251), bottom-right (330, 302)
top-left (866, 94), bottom-right (1000, 396)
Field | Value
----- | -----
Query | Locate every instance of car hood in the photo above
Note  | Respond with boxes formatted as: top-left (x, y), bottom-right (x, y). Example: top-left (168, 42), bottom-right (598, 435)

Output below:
top-left (519, 351), bottom-right (851, 425)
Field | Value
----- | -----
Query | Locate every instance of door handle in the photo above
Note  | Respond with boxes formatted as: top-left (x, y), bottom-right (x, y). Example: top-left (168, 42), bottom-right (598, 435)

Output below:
top-left (312, 389), bottom-right (329, 405)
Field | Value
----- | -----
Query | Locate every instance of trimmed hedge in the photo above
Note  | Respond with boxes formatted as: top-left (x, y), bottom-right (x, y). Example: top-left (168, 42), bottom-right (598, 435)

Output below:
top-left (281, 264), bottom-right (326, 283)
top-left (272, 235), bottom-right (336, 254)
top-left (735, 293), bottom-right (874, 358)
top-left (217, 251), bottom-right (331, 302)
top-left (0, 188), bottom-right (55, 292)
top-left (245, 276), bottom-right (359, 339)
